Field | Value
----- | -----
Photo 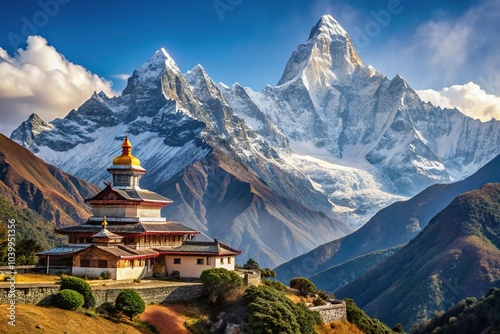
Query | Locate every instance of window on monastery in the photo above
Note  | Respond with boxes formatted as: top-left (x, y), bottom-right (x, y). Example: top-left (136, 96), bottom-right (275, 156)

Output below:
top-left (80, 259), bottom-right (90, 267)
top-left (197, 258), bottom-right (204, 265)
top-left (228, 257), bottom-right (232, 264)
top-left (220, 258), bottom-right (224, 264)
top-left (173, 258), bottom-right (181, 264)
top-left (98, 260), bottom-right (107, 268)
top-left (206, 257), bottom-right (211, 265)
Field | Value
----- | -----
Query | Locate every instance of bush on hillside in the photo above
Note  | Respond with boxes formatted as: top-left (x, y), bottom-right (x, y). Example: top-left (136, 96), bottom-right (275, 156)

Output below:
top-left (60, 276), bottom-right (96, 308)
top-left (242, 285), bottom-right (322, 334)
top-left (55, 289), bottom-right (84, 310)
top-left (260, 268), bottom-right (276, 279)
top-left (264, 279), bottom-right (288, 292)
top-left (242, 258), bottom-right (260, 270)
top-left (410, 288), bottom-right (500, 334)
top-left (200, 268), bottom-right (243, 304)
top-left (115, 289), bottom-right (145, 320)
top-left (290, 277), bottom-right (317, 296)
top-left (345, 298), bottom-right (396, 334)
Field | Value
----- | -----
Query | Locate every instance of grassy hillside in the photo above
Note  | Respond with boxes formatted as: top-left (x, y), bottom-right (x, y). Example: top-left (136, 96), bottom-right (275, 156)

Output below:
top-left (336, 183), bottom-right (500, 329)
top-left (0, 304), bottom-right (146, 333)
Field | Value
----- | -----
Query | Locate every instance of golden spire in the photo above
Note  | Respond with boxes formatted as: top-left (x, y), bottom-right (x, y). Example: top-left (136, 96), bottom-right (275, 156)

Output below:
top-left (112, 134), bottom-right (141, 166)
top-left (102, 216), bottom-right (108, 228)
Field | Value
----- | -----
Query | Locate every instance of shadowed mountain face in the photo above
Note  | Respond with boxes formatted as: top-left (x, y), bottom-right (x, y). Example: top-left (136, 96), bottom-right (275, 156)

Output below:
top-left (336, 183), bottom-right (500, 329)
top-left (9, 15), bottom-right (500, 267)
top-left (275, 154), bottom-right (500, 282)
top-left (0, 134), bottom-right (98, 227)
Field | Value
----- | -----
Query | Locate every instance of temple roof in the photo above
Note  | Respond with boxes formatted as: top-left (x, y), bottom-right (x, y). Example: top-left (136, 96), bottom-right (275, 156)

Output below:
top-left (57, 221), bottom-right (199, 235)
top-left (37, 245), bottom-right (88, 256)
top-left (85, 186), bottom-right (173, 204)
top-left (156, 239), bottom-right (241, 256)
top-left (92, 244), bottom-right (158, 259)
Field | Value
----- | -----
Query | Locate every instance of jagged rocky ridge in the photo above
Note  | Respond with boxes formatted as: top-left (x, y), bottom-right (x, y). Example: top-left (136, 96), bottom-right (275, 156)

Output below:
top-left (10, 15), bottom-right (500, 267)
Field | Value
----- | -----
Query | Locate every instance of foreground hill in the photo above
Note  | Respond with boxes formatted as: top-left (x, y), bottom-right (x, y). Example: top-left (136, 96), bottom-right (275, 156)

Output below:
top-left (0, 304), bottom-right (144, 333)
top-left (276, 154), bottom-right (500, 282)
top-left (336, 183), bottom-right (500, 329)
top-left (0, 134), bottom-right (98, 227)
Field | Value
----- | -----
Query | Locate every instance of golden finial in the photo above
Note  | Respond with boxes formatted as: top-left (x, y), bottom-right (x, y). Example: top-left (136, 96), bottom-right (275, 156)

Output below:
top-left (112, 133), bottom-right (141, 166)
top-left (102, 216), bottom-right (108, 228)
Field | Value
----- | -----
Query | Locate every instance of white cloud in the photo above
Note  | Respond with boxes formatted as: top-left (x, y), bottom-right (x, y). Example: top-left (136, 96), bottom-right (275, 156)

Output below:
top-left (417, 82), bottom-right (500, 122)
top-left (112, 73), bottom-right (131, 81)
top-left (0, 36), bottom-right (117, 136)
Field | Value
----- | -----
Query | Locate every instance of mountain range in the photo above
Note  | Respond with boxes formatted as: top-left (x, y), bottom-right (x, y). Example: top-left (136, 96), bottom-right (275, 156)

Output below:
top-left (275, 153), bottom-right (500, 283)
top-left (9, 15), bottom-right (500, 268)
top-left (336, 183), bottom-right (500, 329)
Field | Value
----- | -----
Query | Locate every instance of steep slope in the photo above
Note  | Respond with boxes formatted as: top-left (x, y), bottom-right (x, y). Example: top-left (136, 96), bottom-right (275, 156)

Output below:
top-left (412, 288), bottom-right (500, 333)
top-left (0, 194), bottom-right (65, 250)
top-left (275, 154), bottom-right (500, 282)
top-left (309, 245), bottom-right (403, 293)
top-left (336, 183), bottom-right (500, 329)
top-left (0, 134), bottom-right (98, 227)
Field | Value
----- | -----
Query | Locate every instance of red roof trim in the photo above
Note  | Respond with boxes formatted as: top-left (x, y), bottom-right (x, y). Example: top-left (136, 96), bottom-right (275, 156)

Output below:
top-left (157, 251), bottom-right (240, 256)
top-left (119, 253), bottom-right (159, 260)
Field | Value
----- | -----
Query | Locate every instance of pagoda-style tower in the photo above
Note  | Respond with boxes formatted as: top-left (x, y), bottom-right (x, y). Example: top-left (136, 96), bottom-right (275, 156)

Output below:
top-left (38, 135), bottom-right (240, 280)
top-left (55, 135), bottom-right (198, 249)
top-left (108, 134), bottom-right (145, 188)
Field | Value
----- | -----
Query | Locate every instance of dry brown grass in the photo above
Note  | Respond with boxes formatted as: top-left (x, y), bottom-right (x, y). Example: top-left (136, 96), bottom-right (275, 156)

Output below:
top-left (0, 304), bottom-right (145, 334)
top-left (315, 319), bottom-right (365, 334)
top-left (0, 274), bottom-right (61, 283)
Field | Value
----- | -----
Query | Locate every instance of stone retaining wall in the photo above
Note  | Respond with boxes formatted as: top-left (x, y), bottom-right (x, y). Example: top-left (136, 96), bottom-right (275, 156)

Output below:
top-left (0, 283), bottom-right (204, 306)
top-left (310, 301), bottom-right (347, 323)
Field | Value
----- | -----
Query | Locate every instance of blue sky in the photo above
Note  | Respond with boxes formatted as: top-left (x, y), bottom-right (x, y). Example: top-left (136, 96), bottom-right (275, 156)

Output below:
top-left (0, 0), bottom-right (499, 135)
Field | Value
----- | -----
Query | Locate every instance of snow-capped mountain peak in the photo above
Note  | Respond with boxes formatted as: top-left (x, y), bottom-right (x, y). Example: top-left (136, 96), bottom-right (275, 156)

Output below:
top-left (308, 14), bottom-right (349, 40)
top-left (278, 15), bottom-right (363, 86)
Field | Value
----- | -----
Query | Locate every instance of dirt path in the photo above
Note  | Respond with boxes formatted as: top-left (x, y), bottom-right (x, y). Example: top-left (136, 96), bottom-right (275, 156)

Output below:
top-left (139, 304), bottom-right (190, 334)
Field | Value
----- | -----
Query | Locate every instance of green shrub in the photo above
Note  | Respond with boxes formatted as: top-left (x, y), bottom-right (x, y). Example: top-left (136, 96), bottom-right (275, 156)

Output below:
top-left (200, 268), bottom-right (243, 304)
top-left (100, 271), bottom-right (111, 280)
top-left (55, 289), bottom-right (84, 310)
top-left (242, 258), bottom-right (260, 270)
top-left (264, 279), bottom-right (288, 292)
top-left (242, 285), bottom-right (321, 334)
top-left (345, 298), bottom-right (395, 334)
top-left (313, 296), bottom-right (326, 306)
top-left (115, 289), bottom-right (146, 320)
top-left (317, 289), bottom-right (334, 301)
top-left (260, 268), bottom-right (276, 279)
top-left (290, 277), bottom-right (317, 296)
top-left (60, 276), bottom-right (96, 308)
